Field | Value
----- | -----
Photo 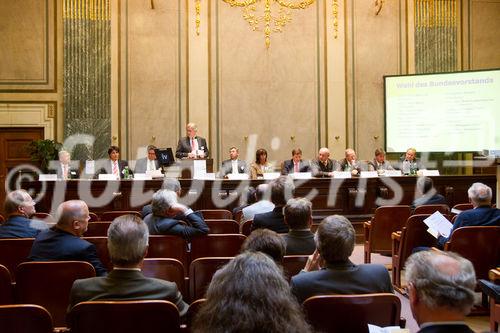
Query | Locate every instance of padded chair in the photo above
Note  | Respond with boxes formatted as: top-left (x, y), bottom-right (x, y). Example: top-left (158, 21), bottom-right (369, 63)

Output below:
top-left (68, 300), bottom-right (181, 333)
top-left (0, 265), bottom-right (13, 305)
top-left (32, 213), bottom-right (55, 223)
top-left (0, 214), bottom-right (5, 224)
top-left (15, 261), bottom-right (96, 327)
top-left (310, 223), bottom-right (320, 233)
top-left (364, 205), bottom-right (411, 263)
top-left (185, 299), bottom-right (206, 331)
top-left (84, 222), bottom-right (111, 237)
top-left (0, 304), bottom-right (53, 333)
top-left (0, 238), bottom-right (34, 282)
top-left (480, 268), bottom-right (500, 332)
top-left (282, 255), bottom-right (309, 281)
top-left (198, 209), bottom-right (232, 220)
top-left (189, 257), bottom-right (232, 301)
top-left (142, 258), bottom-right (186, 298)
top-left (413, 204), bottom-right (450, 216)
top-left (88, 212), bottom-right (99, 222)
top-left (83, 236), bottom-right (112, 271)
top-left (205, 219), bottom-right (240, 234)
top-left (100, 211), bottom-right (141, 221)
top-left (147, 235), bottom-right (189, 274)
top-left (190, 234), bottom-right (246, 261)
top-left (233, 209), bottom-right (243, 223)
top-left (303, 293), bottom-right (404, 333)
top-left (391, 214), bottom-right (436, 292)
top-left (241, 219), bottom-right (253, 236)
top-left (450, 203), bottom-right (474, 217)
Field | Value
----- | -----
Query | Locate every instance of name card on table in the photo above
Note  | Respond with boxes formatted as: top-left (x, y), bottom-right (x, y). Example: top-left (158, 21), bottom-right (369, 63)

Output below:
top-left (360, 171), bottom-right (379, 178)
top-left (382, 170), bottom-right (402, 177)
top-left (98, 174), bottom-right (119, 180)
top-left (333, 171), bottom-right (351, 179)
top-left (263, 172), bottom-right (281, 180)
top-left (39, 174), bottom-right (58, 181)
top-left (194, 173), bottom-right (216, 180)
top-left (291, 172), bottom-right (312, 180)
top-left (133, 173), bottom-right (153, 180)
top-left (227, 173), bottom-right (250, 180)
top-left (421, 169), bottom-right (440, 176)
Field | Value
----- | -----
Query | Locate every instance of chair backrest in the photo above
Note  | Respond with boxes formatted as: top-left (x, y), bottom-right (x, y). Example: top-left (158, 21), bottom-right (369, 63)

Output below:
top-left (368, 205), bottom-right (411, 253)
top-left (303, 293), bottom-right (402, 333)
top-left (88, 212), bottom-right (99, 222)
top-left (0, 304), bottom-right (53, 333)
top-left (444, 226), bottom-right (500, 280)
top-left (398, 214), bottom-right (437, 268)
top-left (0, 264), bottom-right (13, 305)
top-left (241, 219), bottom-right (253, 236)
top-left (0, 238), bottom-right (34, 282)
top-left (0, 214), bottom-right (5, 224)
top-left (82, 236), bottom-right (112, 271)
top-left (199, 209), bottom-right (233, 220)
top-left (15, 261), bottom-right (96, 327)
top-left (282, 255), bottom-right (309, 281)
top-left (189, 257), bottom-right (232, 301)
top-left (100, 211), bottom-right (141, 221)
top-left (84, 222), bottom-right (111, 237)
top-left (147, 236), bottom-right (188, 273)
top-left (68, 300), bottom-right (181, 333)
top-left (233, 209), bottom-right (243, 223)
top-left (310, 223), bottom-right (320, 233)
top-left (190, 234), bottom-right (246, 260)
top-left (185, 299), bottom-right (206, 331)
top-left (450, 203), bottom-right (474, 217)
top-left (205, 219), bottom-right (240, 234)
top-left (413, 204), bottom-right (450, 216)
top-left (32, 213), bottom-right (55, 223)
top-left (142, 258), bottom-right (186, 298)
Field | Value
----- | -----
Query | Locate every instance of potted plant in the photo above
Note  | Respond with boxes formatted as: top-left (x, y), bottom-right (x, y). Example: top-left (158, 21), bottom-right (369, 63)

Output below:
top-left (26, 139), bottom-right (63, 173)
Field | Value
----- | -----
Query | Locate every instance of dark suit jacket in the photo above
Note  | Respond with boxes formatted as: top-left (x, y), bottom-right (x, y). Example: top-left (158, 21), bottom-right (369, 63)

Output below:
top-left (417, 323), bottom-right (474, 333)
top-left (311, 158), bottom-right (340, 177)
top-left (134, 157), bottom-right (160, 173)
top-left (0, 215), bottom-right (48, 239)
top-left (291, 260), bottom-right (393, 304)
top-left (281, 160), bottom-right (311, 175)
top-left (282, 229), bottom-right (316, 255)
top-left (412, 193), bottom-right (447, 209)
top-left (29, 227), bottom-right (107, 276)
top-left (144, 211), bottom-right (209, 240)
top-left (437, 206), bottom-right (500, 248)
top-left (175, 136), bottom-right (209, 158)
top-left (252, 207), bottom-right (289, 234)
top-left (219, 159), bottom-right (248, 178)
top-left (48, 161), bottom-right (80, 179)
top-left (338, 158), bottom-right (366, 173)
top-left (69, 269), bottom-right (188, 315)
top-left (398, 156), bottom-right (425, 173)
top-left (94, 159), bottom-right (132, 179)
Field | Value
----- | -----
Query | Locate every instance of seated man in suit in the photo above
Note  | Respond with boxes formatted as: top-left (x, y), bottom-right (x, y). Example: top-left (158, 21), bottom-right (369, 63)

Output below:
top-left (69, 214), bottom-right (188, 315)
top-left (399, 147), bottom-right (424, 175)
top-left (281, 148), bottom-right (311, 175)
top-left (29, 200), bottom-right (107, 276)
top-left (134, 145), bottom-right (160, 174)
top-left (141, 178), bottom-right (182, 218)
top-left (144, 189), bottom-right (209, 239)
top-left (291, 215), bottom-right (393, 303)
top-left (282, 198), bottom-right (315, 255)
top-left (241, 184), bottom-right (274, 223)
top-left (219, 146), bottom-right (248, 178)
top-left (175, 122), bottom-right (209, 159)
top-left (49, 150), bottom-right (80, 180)
top-left (95, 145), bottom-right (132, 179)
top-left (338, 148), bottom-right (364, 176)
top-left (368, 148), bottom-right (394, 173)
top-left (252, 176), bottom-right (295, 234)
top-left (412, 177), bottom-right (447, 209)
top-left (0, 189), bottom-right (47, 238)
top-left (241, 228), bottom-right (286, 264)
top-left (437, 182), bottom-right (499, 248)
top-left (311, 147), bottom-right (340, 178)
top-left (405, 250), bottom-right (476, 333)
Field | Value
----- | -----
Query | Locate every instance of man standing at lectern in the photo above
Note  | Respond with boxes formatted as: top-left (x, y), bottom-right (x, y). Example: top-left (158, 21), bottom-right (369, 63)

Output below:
top-left (175, 123), bottom-right (209, 159)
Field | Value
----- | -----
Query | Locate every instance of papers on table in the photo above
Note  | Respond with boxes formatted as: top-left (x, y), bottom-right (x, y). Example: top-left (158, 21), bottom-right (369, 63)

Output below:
top-left (38, 174), bottom-right (57, 181)
top-left (421, 169), bottom-right (440, 176)
top-left (146, 169), bottom-right (163, 178)
top-left (368, 324), bottom-right (408, 333)
top-left (423, 211), bottom-right (453, 239)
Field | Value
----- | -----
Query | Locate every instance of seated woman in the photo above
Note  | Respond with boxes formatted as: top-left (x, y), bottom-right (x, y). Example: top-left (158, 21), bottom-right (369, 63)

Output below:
top-left (250, 148), bottom-right (273, 179)
top-left (192, 251), bottom-right (311, 333)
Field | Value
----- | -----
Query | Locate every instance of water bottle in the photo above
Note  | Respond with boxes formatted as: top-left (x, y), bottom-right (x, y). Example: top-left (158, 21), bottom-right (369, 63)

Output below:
top-left (123, 166), bottom-right (130, 179)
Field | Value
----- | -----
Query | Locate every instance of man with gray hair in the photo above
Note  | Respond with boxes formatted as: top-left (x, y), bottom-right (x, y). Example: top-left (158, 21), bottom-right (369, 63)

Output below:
top-left (291, 215), bottom-right (392, 303)
top-left (437, 182), bottom-right (499, 248)
top-left (311, 147), bottom-right (340, 178)
top-left (405, 250), bottom-right (476, 333)
top-left (0, 189), bottom-right (47, 238)
top-left (134, 145), bottom-right (160, 173)
top-left (29, 200), bottom-right (107, 276)
top-left (241, 184), bottom-right (275, 223)
top-left (69, 215), bottom-right (188, 315)
top-left (175, 122), bottom-right (209, 159)
top-left (282, 197), bottom-right (315, 255)
top-left (144, 189), bottom-right (209, 239)
top-left (141, 178), bottom-right (182, 218)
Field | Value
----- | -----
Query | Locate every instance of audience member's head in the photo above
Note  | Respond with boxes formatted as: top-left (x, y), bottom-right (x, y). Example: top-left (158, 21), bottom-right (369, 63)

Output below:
top-left (284, 197), bottom-right (312, 230)
top-left (315, 215), bottom-right (355, 264)
top-left (318, 147), bottom-right (330, 163)
top-left (467, 182), bottom-right (492, 207)
top-left (405, 148), bottom-right (417, 161)
top-left (244, 186), bottom-right (257, 206)
top-left (4, 189), bottom-right (36, 218)
top-left (405, 250), bottom-right (476, 325)
top-left (108, 146), bottom-right (120, 161)
top-left (161, 178), bottom-right (181, 196)
top-left (270, 176), bottom-right (295, 206)
top-left (192, 252), bottom-right (311, 333)
top-left (58, 150), bottom-right (71, 164)
top-left (146, 145), bottom-right (157, 161)
top-left (255, 183), bottom-right (270, 201)
top-left (55, 200), bottom-right (90, 237)
top-left (345, 148), bottom-right (356, 162)
top-left (255, 148), bottom-right (268, 164)
top-left (242, 229), bottom-right (286, 263)
top-left (107, 214), bottom-right (149, 268)
top-left (416, 176), bottom-right (434, 195)
top-left (151, 189), bottom-right (178, 217)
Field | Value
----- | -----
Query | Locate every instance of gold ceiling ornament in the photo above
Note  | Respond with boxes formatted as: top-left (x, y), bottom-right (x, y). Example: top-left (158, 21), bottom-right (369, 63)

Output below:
top-left (332, 0), bottom-right (339, 39)
top-left (222, 0), bottom-right (315, 48)
top-left (195, 0), bottom-right (201, 35)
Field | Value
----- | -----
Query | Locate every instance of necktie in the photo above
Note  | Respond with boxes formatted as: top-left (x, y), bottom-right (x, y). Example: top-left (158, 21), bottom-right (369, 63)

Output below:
top-left (112, 161), bottom-right (119, 177)
top-left (294, 162), bottom-right (299, 173)
top-left (191, 138), bottom-right (195, 151)
top-left (63, 165), bottom-right (68, 179)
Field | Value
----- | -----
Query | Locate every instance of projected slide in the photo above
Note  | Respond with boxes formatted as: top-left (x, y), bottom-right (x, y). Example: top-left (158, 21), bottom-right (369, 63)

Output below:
top-left (385, 69), bottom-right (500, 152)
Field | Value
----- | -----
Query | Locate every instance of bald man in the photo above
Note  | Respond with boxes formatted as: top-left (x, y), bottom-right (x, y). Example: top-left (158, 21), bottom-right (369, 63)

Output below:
top-left (175, 122), bottom-right (209, 159)
top-left (311, 147), bottom-right (340, 177)
top-left (29, 200), bottom-right (107, 276)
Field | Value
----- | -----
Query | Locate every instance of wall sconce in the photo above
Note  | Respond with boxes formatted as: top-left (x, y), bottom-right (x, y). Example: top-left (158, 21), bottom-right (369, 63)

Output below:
top-left (375, 0), bottom-right (384, 15)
